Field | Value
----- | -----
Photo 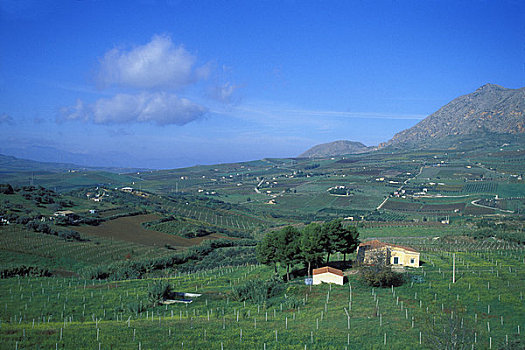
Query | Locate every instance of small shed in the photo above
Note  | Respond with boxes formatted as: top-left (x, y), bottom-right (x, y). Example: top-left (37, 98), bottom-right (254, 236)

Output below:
top-left (312, 266), bottom-right (344, 285)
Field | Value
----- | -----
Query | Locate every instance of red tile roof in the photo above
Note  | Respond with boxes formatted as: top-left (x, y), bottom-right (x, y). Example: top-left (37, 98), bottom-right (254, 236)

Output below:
top-left (359, 240), bottom-right (418, 253)
top-left (359, 239), bottom-right (387, 249)
top-left (312, 266), bottom-right (344, 277)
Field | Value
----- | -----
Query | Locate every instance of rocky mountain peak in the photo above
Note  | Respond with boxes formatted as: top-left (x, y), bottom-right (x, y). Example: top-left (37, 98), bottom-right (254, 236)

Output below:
top-left (384, 84), bottom-right (525, 147)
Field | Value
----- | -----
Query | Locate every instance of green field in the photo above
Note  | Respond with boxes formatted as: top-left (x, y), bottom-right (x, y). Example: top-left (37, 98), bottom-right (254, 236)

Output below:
top-left (1, 237), bottom-right (524, 349)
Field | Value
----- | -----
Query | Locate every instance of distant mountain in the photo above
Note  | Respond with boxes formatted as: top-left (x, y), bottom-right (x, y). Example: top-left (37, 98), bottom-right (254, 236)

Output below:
top-left (383, 84), bottom-right (525, 147)
top-left (0, 154), bottom-right (80, 173)
top-left (0, 153), bottom-right (147, 174)
top-left (299, 140), bottom-right (372, 158)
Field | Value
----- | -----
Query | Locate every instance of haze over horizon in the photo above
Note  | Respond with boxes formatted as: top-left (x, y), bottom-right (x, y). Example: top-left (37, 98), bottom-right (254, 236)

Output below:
top-left (1, 0), bottom-right (523, 169)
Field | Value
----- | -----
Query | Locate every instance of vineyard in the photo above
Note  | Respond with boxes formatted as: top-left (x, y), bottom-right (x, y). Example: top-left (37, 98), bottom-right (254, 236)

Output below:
top-left (163, 202), bottom-right (273, 232)
top-left (0, 236), bottom-right (524, 349)
top-left (0, 225), bottom-right (175, 272)
top-left (462, 182), bottom-right (499, 194)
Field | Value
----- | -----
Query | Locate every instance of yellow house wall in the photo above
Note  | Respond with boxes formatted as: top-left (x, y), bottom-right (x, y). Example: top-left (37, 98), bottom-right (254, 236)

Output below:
top-left (313, 273), bottom-right (344, 285)
top-left (390, 248), bottom-right (420, 267)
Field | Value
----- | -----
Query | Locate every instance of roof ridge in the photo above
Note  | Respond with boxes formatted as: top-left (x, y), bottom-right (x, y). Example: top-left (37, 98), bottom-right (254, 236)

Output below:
top-left (359, 240), bottom-right (418, 252)
top-left (312, 266), bottom-right (344, 276)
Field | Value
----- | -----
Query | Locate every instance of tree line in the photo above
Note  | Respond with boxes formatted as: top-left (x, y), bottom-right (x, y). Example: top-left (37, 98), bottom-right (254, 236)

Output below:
top-left (256, 219), bottom-right (360, 281)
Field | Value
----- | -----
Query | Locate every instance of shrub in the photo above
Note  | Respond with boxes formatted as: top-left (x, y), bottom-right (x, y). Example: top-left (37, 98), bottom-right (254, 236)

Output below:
top-left (126, 301), bottom-right (146, 314)
top-left (231, 276), bottom-right (284, 304)
top-left (57, 229), bottom-right (83, 241)
top-left (0, 184), bottom-right (14, 194)
top-left (0, 266), bottom-right (52, 278)
top-left (148, 280), bottom-right (172, 306)
top-left (282, 295), bottom-right (302, 309)
top-left (360, 266), bottom-right (405, 288)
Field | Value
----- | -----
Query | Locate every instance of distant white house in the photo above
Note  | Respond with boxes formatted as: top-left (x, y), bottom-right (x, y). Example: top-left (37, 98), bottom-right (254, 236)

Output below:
top-left (312, 266), bottom-right (344, 285)
top-left (53, 210), bottom-right (75, 217)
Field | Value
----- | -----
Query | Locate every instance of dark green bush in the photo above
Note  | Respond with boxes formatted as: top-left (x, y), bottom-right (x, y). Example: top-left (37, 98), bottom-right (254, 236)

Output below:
top-left (126, 301), bottom-right (146, 314)
top-left (282, 295), bottom-right (302, 309)
top-left (148, 280), bottom-right (172, 306)
top-left (0, 265), bottom-right (52, 278)
top-left (360, 267), bottom-right (405, 288)
top-left (231, 276), bottom-right (284, 304)
top-left (0, 184), bottom-right (14, 194)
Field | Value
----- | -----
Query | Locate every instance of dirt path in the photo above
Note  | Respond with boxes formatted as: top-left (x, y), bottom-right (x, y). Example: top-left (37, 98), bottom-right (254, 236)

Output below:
top-left (470, 198), bottom-right (514, 214)
top-left (377, 166), bottom-right (424, 210)
top-left (74, 214), bottom-right (228, 248)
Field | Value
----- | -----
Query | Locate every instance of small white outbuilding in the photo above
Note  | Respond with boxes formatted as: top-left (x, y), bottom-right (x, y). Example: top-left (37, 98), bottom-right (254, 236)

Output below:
top-left (312, 266), bottom-right (344, 285)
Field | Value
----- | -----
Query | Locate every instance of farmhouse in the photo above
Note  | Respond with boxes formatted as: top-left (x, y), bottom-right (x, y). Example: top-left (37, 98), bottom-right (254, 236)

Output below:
top-left (357, 240), bottom-right (420, 268)
top-left (53, 210), bottom-right (75, 217)
top-left (312, 266), bottom-right (344, 285)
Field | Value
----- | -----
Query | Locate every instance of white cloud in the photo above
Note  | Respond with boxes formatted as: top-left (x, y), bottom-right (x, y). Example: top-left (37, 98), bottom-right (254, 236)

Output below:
top-left (60, 100), bottom-right (90, 122)
top-left (208, 82), bottom-right (240, 103)
top-left (60, 92), bottom-right (207, 126)
top-left (97, 34), bottom-right (208, 89)
top-left (0, 113), bottom-right (14, 125)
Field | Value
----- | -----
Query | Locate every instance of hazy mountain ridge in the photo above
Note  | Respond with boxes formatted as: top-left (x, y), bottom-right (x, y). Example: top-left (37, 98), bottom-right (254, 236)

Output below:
top-left (0, 153), bottom-right (147, 174)
top-left (383, 84), bottom-right (525, 147)
top-left (299, 140), bottom-right (372, 158)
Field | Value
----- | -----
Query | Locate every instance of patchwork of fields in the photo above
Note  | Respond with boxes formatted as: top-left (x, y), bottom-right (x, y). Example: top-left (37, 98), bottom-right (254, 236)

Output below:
top-left (1, 143), bottom-right (525, 349)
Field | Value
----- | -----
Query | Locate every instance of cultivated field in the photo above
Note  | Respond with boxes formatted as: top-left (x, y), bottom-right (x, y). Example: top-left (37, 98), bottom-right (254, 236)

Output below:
top-left (0, 225), bottom-right (176, 274)
top-left (73, 214), bottom-right (227, 248)
top-left (1, 237), bottom-right (524, 349)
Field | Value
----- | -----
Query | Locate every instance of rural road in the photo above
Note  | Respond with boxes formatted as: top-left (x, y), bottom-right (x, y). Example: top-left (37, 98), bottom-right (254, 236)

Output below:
top-left (470, 197), bottom-right (514, 213)
top-left (376, 166), bottom-right (424, 210)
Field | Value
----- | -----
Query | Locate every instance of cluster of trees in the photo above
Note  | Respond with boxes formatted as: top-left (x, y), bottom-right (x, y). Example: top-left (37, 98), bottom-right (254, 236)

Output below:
top-left (256, 219), bottom-right (359, 281)
top-left (0, 184), bottom-right (73, 209)
top-left (0, 184), bottom-right (14, 194)
top-left (0, 265), bottom-right (51, 278)
top-left (25, 219), bottom-right (84, 241)
top-left (468, 227), bottom-right (525, 245)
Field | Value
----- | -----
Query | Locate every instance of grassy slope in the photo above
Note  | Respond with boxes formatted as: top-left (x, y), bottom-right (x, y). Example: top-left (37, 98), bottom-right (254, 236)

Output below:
top-left (1, 239), bottom-right (523, 349)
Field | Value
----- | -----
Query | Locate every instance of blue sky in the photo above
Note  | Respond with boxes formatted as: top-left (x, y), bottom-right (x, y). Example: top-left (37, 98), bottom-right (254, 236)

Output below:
top-left (1, 0), bottom-right (523, 169)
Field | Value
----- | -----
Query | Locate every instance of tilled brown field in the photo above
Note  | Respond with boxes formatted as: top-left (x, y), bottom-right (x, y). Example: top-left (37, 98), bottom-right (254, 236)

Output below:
top-left (74, 214), bottom-right (227, 248)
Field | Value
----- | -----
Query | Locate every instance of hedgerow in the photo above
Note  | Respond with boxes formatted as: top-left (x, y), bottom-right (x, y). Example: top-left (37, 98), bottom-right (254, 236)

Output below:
top-left (81, 238), bottom-right (257, 280)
